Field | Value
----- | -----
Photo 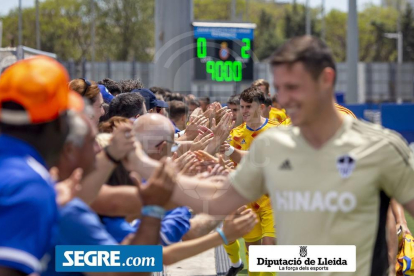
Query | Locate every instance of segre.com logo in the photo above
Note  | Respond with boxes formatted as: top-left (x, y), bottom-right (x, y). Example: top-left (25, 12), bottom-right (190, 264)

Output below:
top-left (55, 245), bottom-right (162, 272)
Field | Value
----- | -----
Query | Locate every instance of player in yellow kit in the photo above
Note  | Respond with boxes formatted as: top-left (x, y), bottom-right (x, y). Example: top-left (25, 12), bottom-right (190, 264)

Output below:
top-left (224, 86), bottom-right (279, 276)
top-left (252, 78), bottom-right (289, 126)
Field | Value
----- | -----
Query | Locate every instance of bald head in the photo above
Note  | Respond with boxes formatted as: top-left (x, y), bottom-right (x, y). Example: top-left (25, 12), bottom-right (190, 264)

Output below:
top-left (133, 113), bottom-right (175, 159)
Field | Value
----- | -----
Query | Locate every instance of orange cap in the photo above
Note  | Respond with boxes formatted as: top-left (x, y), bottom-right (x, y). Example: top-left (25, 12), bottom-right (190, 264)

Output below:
top-left (0, 56), bottom-right (83, 124)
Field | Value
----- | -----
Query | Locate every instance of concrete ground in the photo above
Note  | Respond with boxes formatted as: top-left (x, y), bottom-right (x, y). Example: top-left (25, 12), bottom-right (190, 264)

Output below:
top-left (163, 248), bottom-right (217, 276)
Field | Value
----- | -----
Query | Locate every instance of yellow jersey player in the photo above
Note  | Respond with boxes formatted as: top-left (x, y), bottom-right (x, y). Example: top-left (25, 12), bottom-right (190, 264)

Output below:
top-left (224, 86), bottom-right (279, 276)
top-left (253, 78), bottom-right (289, 126)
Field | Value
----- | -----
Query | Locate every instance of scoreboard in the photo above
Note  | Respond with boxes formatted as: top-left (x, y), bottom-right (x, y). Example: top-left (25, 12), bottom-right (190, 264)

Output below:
top-left (193, 22), bottom-right (256, 82)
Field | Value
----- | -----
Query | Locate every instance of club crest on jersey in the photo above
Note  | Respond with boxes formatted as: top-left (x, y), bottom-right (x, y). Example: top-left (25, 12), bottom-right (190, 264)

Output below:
top-left (241, 139), bottom-right (246, 145)
top-left (336, 154), bottom-right (355, 179)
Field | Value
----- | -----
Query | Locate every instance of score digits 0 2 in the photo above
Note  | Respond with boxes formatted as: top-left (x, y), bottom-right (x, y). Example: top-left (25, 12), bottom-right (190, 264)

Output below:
top-left (193, 22), bottom-right (255, 82)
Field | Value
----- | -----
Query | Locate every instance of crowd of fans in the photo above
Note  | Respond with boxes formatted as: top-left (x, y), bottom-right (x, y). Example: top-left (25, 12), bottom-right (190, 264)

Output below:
top-left (0, 55), bottom-right (288, 276)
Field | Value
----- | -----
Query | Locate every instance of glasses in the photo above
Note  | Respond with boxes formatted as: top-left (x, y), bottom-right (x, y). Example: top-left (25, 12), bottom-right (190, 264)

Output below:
top-left (155, 139), bottom-right (180, 153)
top-left (80, 78), bottom-right (91, 96)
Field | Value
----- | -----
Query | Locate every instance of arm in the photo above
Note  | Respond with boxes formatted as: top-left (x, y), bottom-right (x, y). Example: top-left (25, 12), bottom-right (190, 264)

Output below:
top-left (77, 151), bottom-right (116, 205)
top-left (182, 213), bottom-right (221, 241)
top-left (228, 148), bottom-right (248, 164)
top-left (90, 185), bottom-right (142, 219)
top-left (127, 150), bottom-right (249, 216)
top-left (391, 199), bottom-right (411, 235)
top-left (163, 232), bottom-right (224, 265)
top-left (163, 207), bottom-right (257, 265)
top-left (78, 124), bottom-right (135, 205)
top-left (129, 216), bottom-right (161, 245)
top-left (126, 158), bottom-right (176, 246)
top-left (175, 140), bottom-right (193, 156)
top-left (171, 176), bottom-right (250, 216)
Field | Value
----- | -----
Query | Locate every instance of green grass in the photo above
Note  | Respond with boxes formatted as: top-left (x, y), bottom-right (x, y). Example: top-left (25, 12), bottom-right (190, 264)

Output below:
top-left (406, 210), bottom-right (414, 233)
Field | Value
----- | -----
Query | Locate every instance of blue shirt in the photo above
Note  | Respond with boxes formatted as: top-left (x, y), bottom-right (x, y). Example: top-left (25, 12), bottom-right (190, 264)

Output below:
top-left (171, 121), bottom-right (181, 133)
top-left (102, 207), bottom-right (192, 245)
top-left (0, 135), bottom-right (59, 275)
top-left (42, 198), bottom-right (117, 276)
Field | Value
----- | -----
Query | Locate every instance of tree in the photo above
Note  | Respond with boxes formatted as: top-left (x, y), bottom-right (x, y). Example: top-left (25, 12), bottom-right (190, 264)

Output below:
top-left (324, 9), bottom-right (347, 62)
top-left (402, 3), bottom-right (414, 61)
top-left (253, 9), bottom-right (283, 60)
top-left (97, 0), bottom-right (154, 61)
top-left (284, 1), bottom-right (319, 39)
top-left (0, 0), bottom-right (154, 62)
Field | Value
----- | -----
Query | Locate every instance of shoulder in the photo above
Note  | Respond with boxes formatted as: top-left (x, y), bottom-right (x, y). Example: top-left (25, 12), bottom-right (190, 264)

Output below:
top-left (60, 198), bottom-right (93, 218)
top-left (0, 156), bottom-right (55, 203)
top-left (350, 119), bottom-right (411, 162)
top-left (253, 125), bottom-right (296, 148)
top-left (335, 103), bottom-right (357, 118)
top-left (266, 119), bottom-right (281, 127)
top-left (230, 123), bottom-right (246, 136)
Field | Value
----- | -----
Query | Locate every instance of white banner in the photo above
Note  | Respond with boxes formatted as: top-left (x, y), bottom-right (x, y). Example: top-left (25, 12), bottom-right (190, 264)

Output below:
top-left (249, 245), bottom-right (356, 273)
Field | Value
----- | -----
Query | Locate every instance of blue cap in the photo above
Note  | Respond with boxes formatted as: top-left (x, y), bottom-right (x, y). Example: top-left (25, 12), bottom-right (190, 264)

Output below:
top-left (132, 88), bottom-right (169, 110)
top-left (98, 84), bottom-right (114, 103)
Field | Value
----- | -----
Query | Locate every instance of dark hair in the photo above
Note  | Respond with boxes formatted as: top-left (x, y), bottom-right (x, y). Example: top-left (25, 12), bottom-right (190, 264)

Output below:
top-left (240, 86), bottom-right (265, 104)
top-left (99, 103), bottom-right (110, 123)
top-left (0, 101), bottom-right (68, 167)
top-left (270, 35), bottom-right (336, 84)
top-left (98, 78), bottom-right (122, 96)
top-left (165, 93), bottom-right (185, 102)
top-left (108, 92), bottom-right (145, 119)
top-left (252, 79), bottom-right (270, 95)
top-left (0, 101), bottom-right (55, 134)
top-left (99, 116), bottom-right (130, 133)
top-left (118, 79), bottom-right (144, 93)
top-left (168, 100), bottom-right (188, 121)
top-left (188, 99), bottom-right (200, 107)
top-left (271, 94), bottom-right (278, 104)
top-left (149, 86), bottom-right (166, 97)
top-left (69, 79), bottom-right (100, 104)
top-left (199, 97), bottom-right (210, 105)
top-left (264, 95), bottom-right (272, 107)
top-left (227, 94), bottom-right (240, 106)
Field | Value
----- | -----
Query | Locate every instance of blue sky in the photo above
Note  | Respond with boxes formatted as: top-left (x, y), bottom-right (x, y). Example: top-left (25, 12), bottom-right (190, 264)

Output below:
top-left (0, 0), bottom-right (383, 16)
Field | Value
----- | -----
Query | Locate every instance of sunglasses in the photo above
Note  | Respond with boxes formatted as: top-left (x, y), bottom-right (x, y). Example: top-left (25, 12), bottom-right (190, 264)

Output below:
top-left (155, 139), bottom-right (180, 152)
top-left (156, 107), bottom-right (162, 113)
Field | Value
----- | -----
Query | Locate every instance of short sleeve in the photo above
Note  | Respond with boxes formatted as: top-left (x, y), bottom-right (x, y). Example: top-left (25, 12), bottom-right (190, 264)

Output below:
top-left (379, 132), bottom-right (414, 204)
top-left (101, 216), bottom-right (136, 243)
top-left (229, 134), bottom-right (268, 202)
top-left (160, 207), bottom-right (191, 246)
top-left (59, 198), bottom-right (117, 245)
top-left (228, 129), bottom-right (236, 147)
top-left (0, 180), bottom-right (57, 275)
top-left (131, 207), bottom-right (191, 246)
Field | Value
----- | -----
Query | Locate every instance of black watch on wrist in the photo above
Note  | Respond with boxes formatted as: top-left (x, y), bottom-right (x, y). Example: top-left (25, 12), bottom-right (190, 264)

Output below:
top-left (104, 146), bottom-right (121, 164)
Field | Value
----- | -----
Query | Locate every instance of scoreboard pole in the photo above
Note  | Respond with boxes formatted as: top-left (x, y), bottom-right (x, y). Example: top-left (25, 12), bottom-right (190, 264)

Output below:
top-left (346, 0), bottom-right (359, 104)
top-left (154, 0), bottom-right (193, 93)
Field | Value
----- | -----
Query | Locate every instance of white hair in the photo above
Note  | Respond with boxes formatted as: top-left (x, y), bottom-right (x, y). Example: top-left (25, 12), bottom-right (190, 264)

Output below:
top-left (95, 133), bottom-right (112, 149)
top-left (66, 111), bottom-right (89, 147)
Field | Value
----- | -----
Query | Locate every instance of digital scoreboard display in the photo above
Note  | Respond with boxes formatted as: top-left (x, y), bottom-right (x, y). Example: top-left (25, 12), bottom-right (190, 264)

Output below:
top-left (193, 22), bottom-right (255, 82)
